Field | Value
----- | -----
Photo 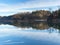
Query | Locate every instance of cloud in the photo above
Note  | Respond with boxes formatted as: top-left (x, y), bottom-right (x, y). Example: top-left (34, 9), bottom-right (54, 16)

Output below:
top-left (4, 40), bottom-right (11, 42)
top-left (12, 0), bottom-right (60, 8)
top-left (3, 40), bottom-right (24, 44)
top-left (0, 0), bottom-right (60, 16)
top-left (0, 24), bottom-right (60, 44)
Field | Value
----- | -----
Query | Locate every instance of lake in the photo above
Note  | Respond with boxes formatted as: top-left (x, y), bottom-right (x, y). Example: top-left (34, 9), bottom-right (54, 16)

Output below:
top-left (0, 22), bottom-right (60, 45)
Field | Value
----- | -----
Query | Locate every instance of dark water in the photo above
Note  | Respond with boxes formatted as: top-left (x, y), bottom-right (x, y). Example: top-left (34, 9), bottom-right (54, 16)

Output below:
top-left (0, 22), bottom-right (60, 45)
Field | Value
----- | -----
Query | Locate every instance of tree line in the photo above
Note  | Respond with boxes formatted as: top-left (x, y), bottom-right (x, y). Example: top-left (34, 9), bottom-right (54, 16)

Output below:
top-left (0, 9), bottom-right (60, 23)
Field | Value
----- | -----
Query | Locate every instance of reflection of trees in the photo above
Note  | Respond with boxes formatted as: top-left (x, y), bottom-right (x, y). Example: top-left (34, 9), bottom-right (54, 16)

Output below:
top-left (47, 27), bottom-right (56, 33)
top-left (47, 22), bottom-right (60, 33)
top-left (48, 22), bottom-right (60, 30)
top-left (30, 22), bottom-right (49, 30)
top-left (0, 21), bottom-right (60, 32)
top-left (6, 21), bottom-right (49, 30)
top-left (12, 22), bottom-right (31, 28)
top-left (12, 21), bottom-right (60, 33)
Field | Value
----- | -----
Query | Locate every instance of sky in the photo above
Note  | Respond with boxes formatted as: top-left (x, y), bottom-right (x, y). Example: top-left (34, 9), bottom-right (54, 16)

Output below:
top-left (0, 0), bottom-right (60, 16)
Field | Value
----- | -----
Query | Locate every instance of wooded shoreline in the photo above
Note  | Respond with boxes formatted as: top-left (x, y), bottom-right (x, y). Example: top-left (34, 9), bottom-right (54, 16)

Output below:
top-left (0, 9), bottom-right (60, 23)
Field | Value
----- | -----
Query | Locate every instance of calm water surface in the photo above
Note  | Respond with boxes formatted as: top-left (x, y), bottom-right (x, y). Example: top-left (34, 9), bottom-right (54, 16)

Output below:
top-left (0, 22), bottom-right (60, 45)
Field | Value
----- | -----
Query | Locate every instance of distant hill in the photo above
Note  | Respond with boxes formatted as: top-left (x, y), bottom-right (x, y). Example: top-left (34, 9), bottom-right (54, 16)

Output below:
top-left (0, 9), bottom-right (60, 23)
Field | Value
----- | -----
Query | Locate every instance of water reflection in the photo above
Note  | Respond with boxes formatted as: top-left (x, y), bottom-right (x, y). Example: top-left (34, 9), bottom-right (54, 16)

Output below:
top-left (0, 22), bottom-right (60, 45)
top-left (0, 22), bottom-right (51, 29)
top-left (0, 22), bottom-right (60, 34)
top-left (0, 24), bottom-right (60, 45)
top-left (0, 21), bottom-right (60, 30)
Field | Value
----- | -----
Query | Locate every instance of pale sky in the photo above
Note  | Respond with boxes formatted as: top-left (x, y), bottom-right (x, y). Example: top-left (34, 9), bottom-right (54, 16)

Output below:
top-left (0, 0), bottom-right (60, 16)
